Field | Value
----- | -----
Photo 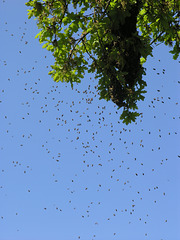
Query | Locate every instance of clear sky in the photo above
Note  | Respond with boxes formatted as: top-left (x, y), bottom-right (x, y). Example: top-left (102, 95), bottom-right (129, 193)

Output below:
top-left (0, 1), bottom-right (180, 240)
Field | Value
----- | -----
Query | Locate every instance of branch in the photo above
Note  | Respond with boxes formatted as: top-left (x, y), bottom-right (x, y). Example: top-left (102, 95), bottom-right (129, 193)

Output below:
top-left (58, 2), bottom-right (68, 28)
top-left (150, 31), bottom-right (164, 45)
top-left (68, 0), bottom-right (112, 60)
top-left (68, 31), bottom-right (88, 59)
top-left (103, 0), bottom-right (112, 15)
top-left (82, 39), bottom-right (97, 63)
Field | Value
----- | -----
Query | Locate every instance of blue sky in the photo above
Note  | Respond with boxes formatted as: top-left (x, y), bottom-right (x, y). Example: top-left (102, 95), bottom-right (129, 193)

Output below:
top-left (0, 1), bottom-right (180, 240)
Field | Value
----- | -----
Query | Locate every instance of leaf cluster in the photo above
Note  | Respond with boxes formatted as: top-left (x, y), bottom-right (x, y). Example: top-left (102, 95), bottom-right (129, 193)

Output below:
top-left (26, 0), bottom-right (180, 124)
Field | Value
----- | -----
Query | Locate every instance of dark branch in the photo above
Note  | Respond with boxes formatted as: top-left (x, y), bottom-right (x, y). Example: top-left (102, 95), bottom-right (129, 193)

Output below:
top-left (68, 31), bottom-right (88, 60)
top-left (150, 31), bottom-right (164, 45)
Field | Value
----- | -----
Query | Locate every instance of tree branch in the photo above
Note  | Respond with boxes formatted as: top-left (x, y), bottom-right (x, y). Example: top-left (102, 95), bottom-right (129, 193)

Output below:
top-left (150, 31), bottom-right (164, 45)
top-left (68, 0), bottom-right (112, 60)
top-left (82, 39), bottom-right (98, 66)
top-left (68, 31), bottom-right (88, 60)
top-left (103, 0), bottom-right (112, 15)
top-left (58, 2), bottom-right (68, 28)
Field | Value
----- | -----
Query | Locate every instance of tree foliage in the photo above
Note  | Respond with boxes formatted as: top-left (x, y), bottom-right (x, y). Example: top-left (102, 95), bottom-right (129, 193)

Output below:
top-left (26, 0), bottom-right (180, 124)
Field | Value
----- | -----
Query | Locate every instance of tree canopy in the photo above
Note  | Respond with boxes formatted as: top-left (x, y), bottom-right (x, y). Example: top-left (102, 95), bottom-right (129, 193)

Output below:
top-left (26, 0), bottom-right (180, 124)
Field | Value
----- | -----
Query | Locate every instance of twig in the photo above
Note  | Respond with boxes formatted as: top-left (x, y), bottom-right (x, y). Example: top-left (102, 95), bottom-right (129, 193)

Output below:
top-left (68, 31), bottom-right (88, 59)
top-left (68, 0), bottom-right (112, 60)
top-left (58, 2), bottom-right (68, 28)
top-left (103, 0), bottom-right (112, 15)
top-left (150, 31), bottom-right (164, 45)
top-left (82, 39), bottom-right (97, 63)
